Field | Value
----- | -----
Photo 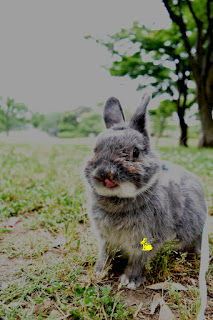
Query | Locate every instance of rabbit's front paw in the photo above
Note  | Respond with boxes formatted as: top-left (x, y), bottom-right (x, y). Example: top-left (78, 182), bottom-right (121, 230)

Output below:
top-left (119, 273), bottom-right (145, 290)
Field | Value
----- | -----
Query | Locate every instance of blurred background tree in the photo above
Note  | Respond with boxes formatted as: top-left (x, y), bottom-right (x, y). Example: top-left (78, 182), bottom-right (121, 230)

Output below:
top-left (57, 110), bottom-right (103, 138)
top-left (87, 0), bottom-right (213, 147)
top-left (31, 112), bottom-right (45, 128)
top-left (31, 107), bottom-right (104, 138)
top-left (40, 112), bottom-right (61, 136)
top-left (150, 100), bottom-right (176, 145)
top-left (0, 97), bottom-right (29, 135)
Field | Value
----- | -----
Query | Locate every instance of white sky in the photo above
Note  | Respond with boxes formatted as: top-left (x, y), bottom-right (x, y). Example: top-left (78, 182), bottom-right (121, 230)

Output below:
top-left (0, 0), bottom-right (170, 114)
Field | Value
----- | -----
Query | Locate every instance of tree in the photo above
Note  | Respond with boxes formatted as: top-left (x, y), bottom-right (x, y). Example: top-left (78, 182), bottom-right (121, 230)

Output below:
top-left (150, 100), bottom-right (176, 143)
top-left (40, 112), bottom-right (61, 134)
top-left (58, 110), bottom-right (103, 137)
top-left (89, 23), bottom-right (195, 146)
top-left (31, 112), bottom-right (45, 128)
top-left (162, 0), bottom-right (213, 147)
top-left (0, 97), bottom-right (29, 135)
top-left (78, 112), bottom-right (103, 136)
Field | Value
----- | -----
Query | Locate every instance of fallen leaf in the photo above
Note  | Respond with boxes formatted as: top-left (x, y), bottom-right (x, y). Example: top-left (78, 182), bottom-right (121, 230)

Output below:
top-left (147, 281), bottom-right (169, 290)
top-left (7, 217), bottom-right (21, 229)
top-left (150, 293), bottom-right (163, 314)
top-left (49, 310), bottom-right (61, 317)
top-left (159, 303), bottom-right (175, 320)
top-left (147, 281), bottom-right (187, 291)
top-left (133, 301), bottom-right (143, 318)
top-left (8, 302), bottom-right (20, 308)
top-left (190, 278), bottom-right (197, 286)
top-left (170, 283), bottom-right (187, 291)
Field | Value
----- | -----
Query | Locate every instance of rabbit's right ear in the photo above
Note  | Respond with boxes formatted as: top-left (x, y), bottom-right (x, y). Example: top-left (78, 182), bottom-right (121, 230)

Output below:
top-left (129, 93), bottom-right (151, 137)
top-left (104, 97), bottom-right (125, 128)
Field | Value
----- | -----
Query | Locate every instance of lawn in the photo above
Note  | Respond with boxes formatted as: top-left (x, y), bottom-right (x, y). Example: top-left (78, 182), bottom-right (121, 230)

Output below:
top-left (0, 140), bottom-right (212, 319)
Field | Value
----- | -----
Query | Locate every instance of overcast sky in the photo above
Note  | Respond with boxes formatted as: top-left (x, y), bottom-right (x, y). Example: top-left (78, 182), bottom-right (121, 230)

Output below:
top-left (0, 0), bottom-right (171, 113)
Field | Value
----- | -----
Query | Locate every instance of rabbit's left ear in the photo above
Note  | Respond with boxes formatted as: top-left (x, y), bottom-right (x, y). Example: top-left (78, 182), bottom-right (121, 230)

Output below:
top-left (129, 93), bottom-right (151, 136)
top-left (104, 97), bottom-right (125, 128)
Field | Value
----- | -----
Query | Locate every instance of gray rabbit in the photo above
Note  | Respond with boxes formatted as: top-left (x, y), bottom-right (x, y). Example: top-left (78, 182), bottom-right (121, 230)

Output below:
top-left (84, 94), bottom-right (207, 290)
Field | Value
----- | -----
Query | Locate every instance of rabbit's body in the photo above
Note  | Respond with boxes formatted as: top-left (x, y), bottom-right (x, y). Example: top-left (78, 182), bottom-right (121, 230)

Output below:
top-left (84, 95), bottom-right (207, 289)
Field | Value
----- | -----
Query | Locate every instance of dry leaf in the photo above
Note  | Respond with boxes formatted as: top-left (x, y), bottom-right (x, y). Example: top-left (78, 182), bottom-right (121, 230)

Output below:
top-left (159, 303), bottom-right (175, 320)
top-left (147, 281), bottom-right (187, 291)
top-left (147, 281), bottom-right (169, 290)
top-left (170, 283), bottom-right (187, 291)
top-left (49, 310), bottom-right (61, 317)
top-left (8, 302), bottom-right (20, 308)
top-left (190, 278), bottom-right (197, 286)
top-left (150, 293), bottom-right (163, 314)
top-left (7, 217), bottom-right (21, 229)
top-left (133, 301), bottom-right (143, 318)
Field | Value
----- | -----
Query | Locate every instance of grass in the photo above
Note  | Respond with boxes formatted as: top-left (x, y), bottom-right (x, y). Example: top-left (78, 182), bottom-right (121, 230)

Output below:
top-left (0, 139), bottom-right (212, 319)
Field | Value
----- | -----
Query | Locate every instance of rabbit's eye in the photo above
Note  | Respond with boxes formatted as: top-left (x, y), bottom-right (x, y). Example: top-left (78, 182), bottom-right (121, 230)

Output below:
top-left (133, 147), bottom-right (140, 158)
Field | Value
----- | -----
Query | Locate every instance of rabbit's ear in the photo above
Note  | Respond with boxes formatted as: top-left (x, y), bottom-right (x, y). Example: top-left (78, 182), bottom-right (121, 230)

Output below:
top-left (104, 97), bottom-right (125, 128)
top-left (129, 93), bottom-right (151, 136)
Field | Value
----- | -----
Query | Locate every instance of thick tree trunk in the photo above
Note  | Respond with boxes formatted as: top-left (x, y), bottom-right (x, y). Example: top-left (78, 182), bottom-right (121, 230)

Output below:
top-left (198, 100), bottom-right (213, 147)
top-left (197, 83), bottom-right (213, 148)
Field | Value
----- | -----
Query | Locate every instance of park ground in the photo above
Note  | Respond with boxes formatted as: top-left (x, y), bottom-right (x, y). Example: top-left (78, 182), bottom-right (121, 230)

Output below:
top-left (0, 135), bottom-right (212, 319)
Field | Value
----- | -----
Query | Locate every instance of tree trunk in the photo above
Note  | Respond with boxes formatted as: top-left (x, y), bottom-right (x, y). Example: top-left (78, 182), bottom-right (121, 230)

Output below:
top-left (179, 121), bottom-right (188, 147)
top-left (6, 109), bottom-right (9, 136)
top-left (177, 105), bottom-right (188, 147)
top-left (198, 100), bottom-right (213, 147)
top-left (197, 82), bottom-right (213, 148)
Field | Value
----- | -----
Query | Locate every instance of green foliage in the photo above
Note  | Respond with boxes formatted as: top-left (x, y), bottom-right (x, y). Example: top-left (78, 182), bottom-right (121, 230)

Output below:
top-left (151, 100), bottom-right (176, 119)
top-left (31, 112), bottom-right (45, 128)
top-left (150, 100), bottom-right (176, 138)
top-left (58, 111), bottom-right (79, 131)
top-left (58, 111), bottom-right (103, 137)
top-left (40, 112), bottom-right (61, 133)
top-left (78, 112), bottom-right (103, 136)
top-left (0, 97), bottom-right (29, 133)
top-left (92, 21), bottom-right (192, 99)
top-left (37, 106), bottom-right (104, 138)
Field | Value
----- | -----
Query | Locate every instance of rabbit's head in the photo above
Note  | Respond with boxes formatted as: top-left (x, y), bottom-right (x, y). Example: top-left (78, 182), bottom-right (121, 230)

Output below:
top-left (85, 94), bottom-right (160, 198)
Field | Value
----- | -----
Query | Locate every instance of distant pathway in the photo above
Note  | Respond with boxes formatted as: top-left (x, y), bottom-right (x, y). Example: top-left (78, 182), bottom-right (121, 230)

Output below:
top-left (0, 129), bottom-right (95, 145)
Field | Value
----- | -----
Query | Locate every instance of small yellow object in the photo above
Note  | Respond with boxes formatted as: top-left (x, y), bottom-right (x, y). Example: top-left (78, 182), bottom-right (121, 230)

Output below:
top-left (141, 238), bottom-right (153, 251)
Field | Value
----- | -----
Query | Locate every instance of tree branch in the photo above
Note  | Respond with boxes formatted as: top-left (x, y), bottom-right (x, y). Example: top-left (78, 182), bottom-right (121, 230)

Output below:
top-left (203, 0), bottom-right (213, 79)
top-left (186, 0), bottom-right (203, 29)
top-left (184, 0), bottom-right (203, 68)
top-left (163, 0), bottom-right (198, 79)
top-left (203, 0), bottom-right (213, 41)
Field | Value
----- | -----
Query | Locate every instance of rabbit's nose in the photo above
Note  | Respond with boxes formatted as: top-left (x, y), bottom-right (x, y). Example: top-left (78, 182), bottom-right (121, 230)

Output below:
top-left (94, 167), bottom-right (115, 181)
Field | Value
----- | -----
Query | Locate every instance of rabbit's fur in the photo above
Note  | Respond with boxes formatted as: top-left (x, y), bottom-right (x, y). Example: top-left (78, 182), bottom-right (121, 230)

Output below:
top-left (84, 94), bottom-right (207, 289)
